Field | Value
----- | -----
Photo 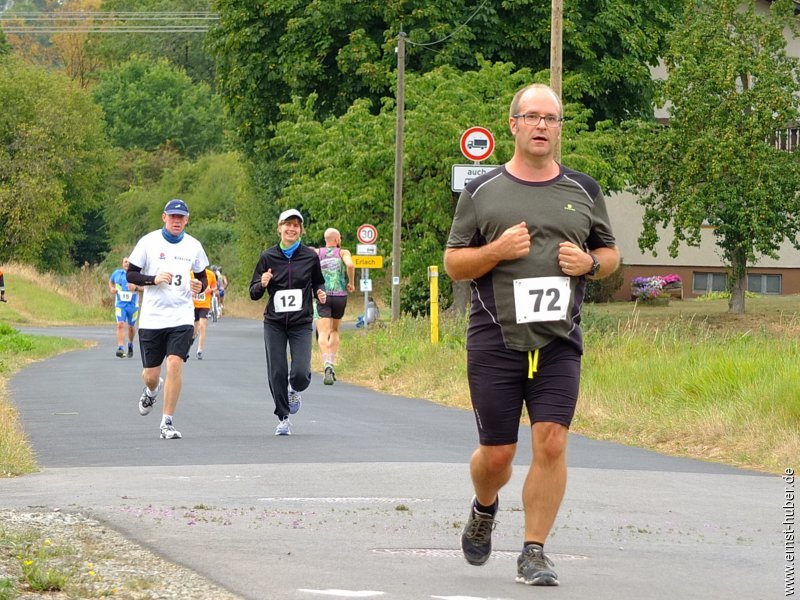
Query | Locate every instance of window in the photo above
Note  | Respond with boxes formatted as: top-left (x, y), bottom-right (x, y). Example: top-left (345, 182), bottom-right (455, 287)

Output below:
top-left (692, 272), bottom-right (727, 294)
top-left (747, 274), bottom-right (782, 295)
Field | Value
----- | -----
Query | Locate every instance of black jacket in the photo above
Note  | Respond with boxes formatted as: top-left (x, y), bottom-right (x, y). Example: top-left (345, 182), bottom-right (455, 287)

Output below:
top-left (249, 244), bottom-right (325, 327)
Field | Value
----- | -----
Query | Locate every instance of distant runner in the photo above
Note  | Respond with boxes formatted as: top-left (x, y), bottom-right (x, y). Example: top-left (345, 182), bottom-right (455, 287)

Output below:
top-left (108, 257), bottom-right (140, 358)
top-left (316, 228), bottom-right (355, 385)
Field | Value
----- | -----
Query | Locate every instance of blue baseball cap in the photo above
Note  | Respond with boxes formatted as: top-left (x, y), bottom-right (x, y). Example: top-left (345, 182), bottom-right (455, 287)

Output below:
top-left (164, 199), bottom-right (189, 216)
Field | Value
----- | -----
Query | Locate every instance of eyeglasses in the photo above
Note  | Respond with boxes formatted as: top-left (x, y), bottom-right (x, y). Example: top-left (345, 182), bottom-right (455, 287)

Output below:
top-left (512, 113), bottom-right (564, 128)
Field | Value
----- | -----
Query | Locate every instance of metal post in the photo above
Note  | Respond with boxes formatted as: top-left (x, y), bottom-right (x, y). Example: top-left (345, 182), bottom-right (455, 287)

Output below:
top-left (428, 265), bottom-right (439, 344)
top-left (362, 267), bottom-right (369, 329)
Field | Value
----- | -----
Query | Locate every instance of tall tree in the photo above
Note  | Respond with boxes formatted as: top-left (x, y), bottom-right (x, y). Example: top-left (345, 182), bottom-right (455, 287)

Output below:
top-left (624, 0), bottom-right (800, 314)
top-left (92, 55), bottom-right (225, 157)
top-left (0, 57), bottom-right (113, 271)
top-left (50, 0), bottom-right (104, 87)
top-left (208, 0), bottom-right (685, 159)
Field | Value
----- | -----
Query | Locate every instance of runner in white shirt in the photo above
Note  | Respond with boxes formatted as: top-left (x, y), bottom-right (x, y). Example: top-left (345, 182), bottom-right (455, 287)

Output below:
top-left (126, 199), bottom-right (209, 439)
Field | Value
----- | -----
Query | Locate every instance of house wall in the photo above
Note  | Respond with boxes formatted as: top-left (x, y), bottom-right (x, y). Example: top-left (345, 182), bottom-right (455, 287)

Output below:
top-left (606, 191), bottom-right (800, 301)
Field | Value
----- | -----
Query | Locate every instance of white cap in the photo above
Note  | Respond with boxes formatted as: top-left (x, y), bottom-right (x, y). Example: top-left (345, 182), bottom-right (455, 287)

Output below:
top-left (278, 208), bottom-right (304, 224)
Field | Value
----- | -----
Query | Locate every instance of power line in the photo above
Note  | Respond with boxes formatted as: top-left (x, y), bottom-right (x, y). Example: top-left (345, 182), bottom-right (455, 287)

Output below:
top-left (0, 11), bottom-right (218, 33)
top-left (1, 27), bottom-right (211, 33)
top-left (405, 0), bottom-right (490, 48)
top-left (1, 12), bottom-right (218, 19)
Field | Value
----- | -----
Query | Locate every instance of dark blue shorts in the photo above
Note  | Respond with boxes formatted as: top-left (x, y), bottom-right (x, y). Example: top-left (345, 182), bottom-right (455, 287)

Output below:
top-left (138, 325), bottom-right (194, 368)
top-left (467, 338), bottom-right (581, 445)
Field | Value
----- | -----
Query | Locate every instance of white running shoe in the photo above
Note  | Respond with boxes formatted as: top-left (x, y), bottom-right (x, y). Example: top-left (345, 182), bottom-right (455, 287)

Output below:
top-left (160, 418), bottom-right (182, 440)
top-left (275, 417), bottom-right (291, 436)
top-left (288, 387), bottom-right (302, 415)
top-left (139, 377), bottom-right (163, 416)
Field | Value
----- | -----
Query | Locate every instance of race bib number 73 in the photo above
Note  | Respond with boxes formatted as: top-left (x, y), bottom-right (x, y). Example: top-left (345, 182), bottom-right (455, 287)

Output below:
top-left (513, 276), bottom-right (571, 324)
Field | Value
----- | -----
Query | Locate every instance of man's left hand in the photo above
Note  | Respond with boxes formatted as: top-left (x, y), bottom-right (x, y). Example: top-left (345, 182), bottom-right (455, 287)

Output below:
top-left (557, 242), bottom-right (592, 276)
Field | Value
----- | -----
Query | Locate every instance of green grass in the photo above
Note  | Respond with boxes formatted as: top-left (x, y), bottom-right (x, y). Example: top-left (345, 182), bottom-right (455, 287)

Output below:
top-left (0, 262), bottom-right (109, 326)
top-left (577, 313), bottom-right (799, 471)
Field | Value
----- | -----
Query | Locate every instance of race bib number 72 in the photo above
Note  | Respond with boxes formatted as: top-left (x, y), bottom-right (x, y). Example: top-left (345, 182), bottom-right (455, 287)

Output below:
top-left (513, 276), bottom-right (571, 324)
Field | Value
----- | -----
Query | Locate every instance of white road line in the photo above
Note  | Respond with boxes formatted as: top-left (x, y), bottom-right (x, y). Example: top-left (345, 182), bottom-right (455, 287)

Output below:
top-left (297, 590), bottom-right (385, 597)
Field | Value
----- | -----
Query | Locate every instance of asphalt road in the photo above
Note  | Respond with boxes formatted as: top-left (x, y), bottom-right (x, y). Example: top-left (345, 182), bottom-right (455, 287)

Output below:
top-left (1, 318), bottom-right (785, 599)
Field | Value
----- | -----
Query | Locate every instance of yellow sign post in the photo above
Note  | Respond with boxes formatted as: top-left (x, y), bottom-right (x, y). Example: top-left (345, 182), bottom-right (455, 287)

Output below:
top-left (428, 265), bottom-right (439, 344)
top-left (352, 255), bottom-right (384, 269)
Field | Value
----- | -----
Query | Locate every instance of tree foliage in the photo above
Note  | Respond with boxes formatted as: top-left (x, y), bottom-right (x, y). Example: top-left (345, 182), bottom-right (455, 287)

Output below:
top-left (92, 55), bottom-right (225, 157)
top-left (0, 26), bottom-right (10, 56)
top-left (246, 61), bottom-right (626, 315)
top-left (0, 57), bottom-right (113, 271)
top-left (107, 152), bottom-right (250, 283)
top-left (49, 0), bottom-right (104, 88)
top-left (91, 0), bottom-right (216, 85)
top-left (623, 0), bottom-right (800, 314)
top-left (208, 0), bottom-right (685, 158)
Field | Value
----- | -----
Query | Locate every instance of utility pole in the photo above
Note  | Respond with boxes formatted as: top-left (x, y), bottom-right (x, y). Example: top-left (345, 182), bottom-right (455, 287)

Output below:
top-left (550, 0), bottom-right (563, 163)
top-left (391, 31), bottom-right (406, 321)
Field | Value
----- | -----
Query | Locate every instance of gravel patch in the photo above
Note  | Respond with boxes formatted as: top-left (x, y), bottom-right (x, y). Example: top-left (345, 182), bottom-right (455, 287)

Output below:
top-left (0, 509), bottom-right (244, 599)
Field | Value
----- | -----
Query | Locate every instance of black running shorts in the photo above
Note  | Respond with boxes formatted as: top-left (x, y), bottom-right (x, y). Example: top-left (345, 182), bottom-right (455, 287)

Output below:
top-left (466, 338), bottom-right (581, 446)
top-left (194, 307), bottom-right (210, 321)
top-left (317, 295), bottom-right (347, 320)
top-left (138, 325), bottom-right (194, 368)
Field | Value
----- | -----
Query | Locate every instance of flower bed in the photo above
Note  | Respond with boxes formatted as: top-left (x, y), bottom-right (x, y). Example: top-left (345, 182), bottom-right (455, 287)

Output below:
top-left (631, 274), bottom-right (682, 302)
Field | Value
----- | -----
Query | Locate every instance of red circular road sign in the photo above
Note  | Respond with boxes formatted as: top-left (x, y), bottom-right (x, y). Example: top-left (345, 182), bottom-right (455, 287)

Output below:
top-left (460, 126), bottom-right (495, 162)
top-left (357, 223), bottom-right (378, 244)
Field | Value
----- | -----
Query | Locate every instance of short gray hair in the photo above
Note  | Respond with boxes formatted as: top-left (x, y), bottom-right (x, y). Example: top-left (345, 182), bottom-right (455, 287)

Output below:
top-left (509, 84), bottom-right (563, 119)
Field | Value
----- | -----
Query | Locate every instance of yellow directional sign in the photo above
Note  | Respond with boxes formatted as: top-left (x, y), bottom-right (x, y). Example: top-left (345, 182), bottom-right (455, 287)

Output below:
top-left (353, 255), bottom-right (384, 269)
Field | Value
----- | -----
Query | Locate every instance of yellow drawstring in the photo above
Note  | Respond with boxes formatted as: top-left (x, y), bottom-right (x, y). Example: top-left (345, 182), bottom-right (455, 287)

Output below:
top-left (528, 348), bottom-right (539, 379)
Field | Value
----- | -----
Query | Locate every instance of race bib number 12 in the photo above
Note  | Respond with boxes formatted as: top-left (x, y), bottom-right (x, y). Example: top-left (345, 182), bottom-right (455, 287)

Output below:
top-left (274, 289), bottom-right (303, 313)
top-left (513, 276), bottom-right (571, 324)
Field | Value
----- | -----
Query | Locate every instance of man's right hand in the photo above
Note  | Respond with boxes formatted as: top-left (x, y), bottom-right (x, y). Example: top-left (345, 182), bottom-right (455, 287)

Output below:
top-left (495, 221), bottom-right (531, 260)
top-left (154, 272), bottom-right (172, 285)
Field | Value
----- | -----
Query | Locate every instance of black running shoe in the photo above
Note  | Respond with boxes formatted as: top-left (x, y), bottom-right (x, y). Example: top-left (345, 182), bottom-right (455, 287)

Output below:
top-left (461, 496), bottom-right (497, 566)
top-left (323, 365), bottom-right (336, 385)
top-left (127, 346), bottom-right (134, 358)
top-left (115, 347), bottom-right (125, 358)
top-left (516, 544), bottom-right (559, 586)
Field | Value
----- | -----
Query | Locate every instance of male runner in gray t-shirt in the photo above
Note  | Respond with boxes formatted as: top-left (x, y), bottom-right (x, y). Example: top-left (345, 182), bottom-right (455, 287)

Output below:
top-left (445, 83), bottom-right (620, 587)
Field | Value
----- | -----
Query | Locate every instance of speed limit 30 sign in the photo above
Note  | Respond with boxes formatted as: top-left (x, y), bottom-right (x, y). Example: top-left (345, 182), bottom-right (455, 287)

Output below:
top-left (357, 224), bottom-right (378, 244)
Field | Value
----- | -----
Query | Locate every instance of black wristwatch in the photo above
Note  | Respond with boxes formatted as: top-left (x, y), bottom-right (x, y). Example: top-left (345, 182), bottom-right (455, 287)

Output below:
top-left (589, 253), bottom-right (600, 276)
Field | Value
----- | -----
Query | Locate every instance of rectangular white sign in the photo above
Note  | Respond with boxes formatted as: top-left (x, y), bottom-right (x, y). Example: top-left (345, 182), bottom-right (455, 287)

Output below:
top-left (451, 164), bottom-right (501, 193)
top-left (356, 244), bottom-right (377, 256)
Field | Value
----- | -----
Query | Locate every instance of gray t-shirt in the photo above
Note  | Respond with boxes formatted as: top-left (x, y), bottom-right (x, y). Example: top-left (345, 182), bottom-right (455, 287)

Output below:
top-left (447, 165), bottom-right (616, 352)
